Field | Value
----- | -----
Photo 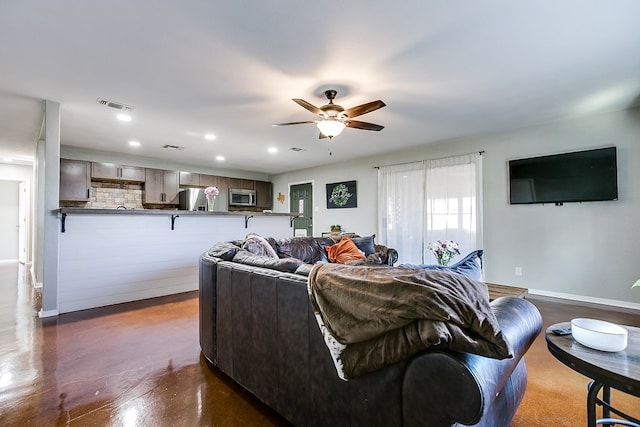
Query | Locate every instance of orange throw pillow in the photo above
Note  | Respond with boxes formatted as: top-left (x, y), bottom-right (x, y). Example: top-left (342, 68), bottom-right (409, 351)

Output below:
top-left (325, 237), bottom-right (366, 264)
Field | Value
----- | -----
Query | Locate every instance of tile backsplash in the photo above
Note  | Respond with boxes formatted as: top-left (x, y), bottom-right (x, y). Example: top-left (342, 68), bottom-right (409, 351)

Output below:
top-left (60, 182), bottom-right (144, 209)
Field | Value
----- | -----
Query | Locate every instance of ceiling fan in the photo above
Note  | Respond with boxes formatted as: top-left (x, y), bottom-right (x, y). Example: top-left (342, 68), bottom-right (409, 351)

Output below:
top-left (272, 89), bottom-right (386, 139)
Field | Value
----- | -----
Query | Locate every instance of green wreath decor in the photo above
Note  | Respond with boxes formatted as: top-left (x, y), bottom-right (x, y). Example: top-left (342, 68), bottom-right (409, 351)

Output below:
top-left (329, 184), bottom-right (352, 207)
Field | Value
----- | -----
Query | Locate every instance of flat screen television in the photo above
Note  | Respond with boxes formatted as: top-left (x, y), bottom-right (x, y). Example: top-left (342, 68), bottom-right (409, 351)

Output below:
top-left (508, 146), bottom-right (618, 205)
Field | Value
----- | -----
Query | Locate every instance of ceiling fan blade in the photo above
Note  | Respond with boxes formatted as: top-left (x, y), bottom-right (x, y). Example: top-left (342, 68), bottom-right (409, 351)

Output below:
top-left (344, 100), bottom-right (386, 118)
top-left (345, 120), bottom-right (384, 131)
top-left (293, 98), bottom-right (323, 115)
top-left (319, 132), bottom-right (328, 139)
top-left (272, 121), bottom-right (317, 126)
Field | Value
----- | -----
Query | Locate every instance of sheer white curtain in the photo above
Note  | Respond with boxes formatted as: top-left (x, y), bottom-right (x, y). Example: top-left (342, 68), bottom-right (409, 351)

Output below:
top-left (378, 153), bottom-right (483, 265)
top-left (378, 162), bottom-right (426, 264)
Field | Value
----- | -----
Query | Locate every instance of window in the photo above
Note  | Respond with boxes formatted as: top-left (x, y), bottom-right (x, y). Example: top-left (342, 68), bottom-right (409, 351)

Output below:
top-left (378, 153), bottom-right (483, 265)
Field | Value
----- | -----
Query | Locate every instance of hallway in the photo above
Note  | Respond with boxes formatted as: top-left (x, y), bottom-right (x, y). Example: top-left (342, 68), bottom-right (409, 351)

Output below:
top-left (0, 261), bottom-right (637, 426)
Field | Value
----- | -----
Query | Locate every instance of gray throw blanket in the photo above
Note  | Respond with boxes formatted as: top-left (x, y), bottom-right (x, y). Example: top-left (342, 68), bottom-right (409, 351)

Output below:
top-left (308, 263), bottom-right (513, 380)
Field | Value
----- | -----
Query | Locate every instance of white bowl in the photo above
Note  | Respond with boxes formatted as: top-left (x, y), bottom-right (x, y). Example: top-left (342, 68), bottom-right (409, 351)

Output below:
top-left (571, 318), bottom-right (628, 352)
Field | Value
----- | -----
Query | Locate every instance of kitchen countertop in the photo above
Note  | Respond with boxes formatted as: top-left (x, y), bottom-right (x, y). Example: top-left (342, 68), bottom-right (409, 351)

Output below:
top-left (57, 207), bottom-right (298, 217)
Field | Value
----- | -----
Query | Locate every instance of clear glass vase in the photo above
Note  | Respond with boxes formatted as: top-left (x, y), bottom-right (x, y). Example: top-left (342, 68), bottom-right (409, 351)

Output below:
top-left (207, 196), bottom-right (215, 211)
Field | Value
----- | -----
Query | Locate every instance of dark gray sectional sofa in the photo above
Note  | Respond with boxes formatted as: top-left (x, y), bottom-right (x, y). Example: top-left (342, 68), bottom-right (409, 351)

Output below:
top-left (199, 236), bottom-right (543, 427)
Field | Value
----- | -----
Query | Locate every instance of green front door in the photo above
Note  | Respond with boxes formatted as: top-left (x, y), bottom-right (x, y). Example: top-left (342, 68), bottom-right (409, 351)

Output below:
top-left (290, 183), bottom-right (313, 237)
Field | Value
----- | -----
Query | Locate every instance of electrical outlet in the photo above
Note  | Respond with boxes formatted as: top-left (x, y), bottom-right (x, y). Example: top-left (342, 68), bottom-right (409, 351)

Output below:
top-left (515, 267), bottom-right (523, 276)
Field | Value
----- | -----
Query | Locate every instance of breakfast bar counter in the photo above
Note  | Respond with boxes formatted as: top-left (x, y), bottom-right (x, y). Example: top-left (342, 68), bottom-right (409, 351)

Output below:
top-left (57, 207), bottom-right (299, 232)
top-left (55, 207), bottom-right (298, 314)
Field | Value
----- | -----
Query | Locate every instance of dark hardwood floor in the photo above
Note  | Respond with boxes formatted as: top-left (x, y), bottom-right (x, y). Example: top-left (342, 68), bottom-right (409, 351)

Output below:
top-left (0, 261), bottom-right (637, 426)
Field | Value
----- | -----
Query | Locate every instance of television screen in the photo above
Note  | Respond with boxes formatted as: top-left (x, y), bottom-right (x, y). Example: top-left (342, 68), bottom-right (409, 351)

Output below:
top-left (509, 147), bottom-right (618, 205)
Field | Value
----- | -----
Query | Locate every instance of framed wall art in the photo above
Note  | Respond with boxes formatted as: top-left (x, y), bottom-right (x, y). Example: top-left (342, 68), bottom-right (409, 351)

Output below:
top-left (326, 180), bottom-right (357, 209)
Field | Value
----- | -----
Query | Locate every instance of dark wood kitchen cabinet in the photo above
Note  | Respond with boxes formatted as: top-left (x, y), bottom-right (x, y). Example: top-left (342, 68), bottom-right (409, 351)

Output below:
top-left (255, 180), bottom-right (273, 209)
top-left (179, 172), bottom-right (227, 189)
top-left (198, 174), bottom-right (217, 188)
top-left (92, 162), bottom-right (145, 182)
top-left (60, 159), bottom-right (91, 201)
top-left (228, 178), bottom-right (254, 190)
top-left (179, 171), bottom-right (200, 187)
top-left (144, 168), bottom-right (179, 204)
top-left (201, 175), bottom-right (228, 191)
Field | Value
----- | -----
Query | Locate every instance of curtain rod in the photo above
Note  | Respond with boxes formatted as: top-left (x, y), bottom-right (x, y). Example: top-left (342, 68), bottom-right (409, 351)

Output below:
top-left (373, 150), bottom-right (485, 169)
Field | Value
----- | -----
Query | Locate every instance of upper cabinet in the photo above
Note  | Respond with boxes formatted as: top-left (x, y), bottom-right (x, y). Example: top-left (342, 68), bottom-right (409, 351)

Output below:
top-left (144, 168), bottom-right (179, 205)
top-left (198, 174), bottom-right (217, 188)
top-left (228, 178), bottom-right (255, 190)
top-left (92, 162), bottom-right (145, 182)
top-left (255, 180), bottom-right (273, 209)
top-left (179, 171), bottom-right (200, 187)
top-left (180, 172), bottom-right (230, 191)
top-left (60, 159), bottom-right (91, 202)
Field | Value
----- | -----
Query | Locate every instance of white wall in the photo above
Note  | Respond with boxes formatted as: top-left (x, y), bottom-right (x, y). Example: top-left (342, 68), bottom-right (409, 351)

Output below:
top-left (271, 108), bottom-right (640, 307)
top-left (272, 165), bottom-right (379, 236)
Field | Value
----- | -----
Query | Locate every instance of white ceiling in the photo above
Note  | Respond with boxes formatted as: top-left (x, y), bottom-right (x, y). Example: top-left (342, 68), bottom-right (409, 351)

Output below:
top-left (1, 1), bottom-right (639, 174)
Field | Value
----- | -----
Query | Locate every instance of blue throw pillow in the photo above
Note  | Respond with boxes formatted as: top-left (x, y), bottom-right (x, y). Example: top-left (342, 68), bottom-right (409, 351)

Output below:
top-left (351, 235), bottom-right (376, 256)
top-left (400, 250), bottom-right (484, 281)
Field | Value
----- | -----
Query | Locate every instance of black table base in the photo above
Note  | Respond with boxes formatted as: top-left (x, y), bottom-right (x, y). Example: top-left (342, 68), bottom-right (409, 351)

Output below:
top-left (588, 381), bottom-right (640, 427)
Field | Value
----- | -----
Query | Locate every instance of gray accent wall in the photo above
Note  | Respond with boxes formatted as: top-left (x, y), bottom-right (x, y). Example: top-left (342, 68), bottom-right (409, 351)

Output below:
top-left (271, 108), bottom-right (640, 308)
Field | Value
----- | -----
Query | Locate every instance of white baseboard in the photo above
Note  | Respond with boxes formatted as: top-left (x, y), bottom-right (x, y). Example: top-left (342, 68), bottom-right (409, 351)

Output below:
top-left (39, 308), bottom-right (59, 318)
top-left (30, 265), bottom-right (42, 289)
top-left (529, 288), bottom-right (640, 311)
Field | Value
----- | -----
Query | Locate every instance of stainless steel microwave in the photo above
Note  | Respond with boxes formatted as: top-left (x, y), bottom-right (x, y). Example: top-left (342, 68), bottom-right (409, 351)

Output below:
top-left (229, 188), bottom-right (256, 207)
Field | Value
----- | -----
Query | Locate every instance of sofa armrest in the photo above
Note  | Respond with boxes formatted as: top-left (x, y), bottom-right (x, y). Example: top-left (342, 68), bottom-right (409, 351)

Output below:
top-left (401, 297), bottom-right (542, 426)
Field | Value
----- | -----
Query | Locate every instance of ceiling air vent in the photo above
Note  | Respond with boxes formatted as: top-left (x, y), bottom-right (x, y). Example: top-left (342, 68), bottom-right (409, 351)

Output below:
top-left (97, 98), bottom-right (134, 111)
top-left (163, 144), bottom-right (184, 150)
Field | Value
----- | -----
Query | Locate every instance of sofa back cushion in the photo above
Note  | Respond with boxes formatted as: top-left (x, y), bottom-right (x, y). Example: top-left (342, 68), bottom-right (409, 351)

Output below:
top-left (351, 235), bottom-right (376, 256)
top-left (275, 237), bottom-right (335, 264)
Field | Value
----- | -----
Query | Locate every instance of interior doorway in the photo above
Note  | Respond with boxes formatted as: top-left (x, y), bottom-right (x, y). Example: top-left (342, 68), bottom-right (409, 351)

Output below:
top-left (18, 181), bottom-right (30, 264)
top-left (0, 180), bottom-right (20, 261)
top-left (290, 183), bottom-right (313, 237)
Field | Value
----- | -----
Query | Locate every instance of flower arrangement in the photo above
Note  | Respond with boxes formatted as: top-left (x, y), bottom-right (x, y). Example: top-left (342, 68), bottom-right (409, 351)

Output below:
top-left (204, 186), bottom-right (219, 211)
top-left (204, 186), bottom-right (219, 198)
top-left (428, 240), bottom-right (460, 266)
top-left (633, 280), bottom-right (640, 288)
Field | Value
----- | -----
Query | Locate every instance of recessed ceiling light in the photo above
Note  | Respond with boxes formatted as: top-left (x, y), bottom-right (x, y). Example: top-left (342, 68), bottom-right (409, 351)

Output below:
top-left (129, 140), bottom-right (141, 147)
top-left (117, 113), bottom-right (132, 122)
top-left (268, 147), bottom-right (277, 154)
top-left (216, 155), bottom-right (225, 161)
top-left (204, 133), bottom-right (216, 141)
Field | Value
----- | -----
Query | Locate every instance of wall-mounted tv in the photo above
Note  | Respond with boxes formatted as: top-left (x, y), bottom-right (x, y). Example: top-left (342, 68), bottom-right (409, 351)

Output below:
top-left (509, 146), bottom-right (618, 205)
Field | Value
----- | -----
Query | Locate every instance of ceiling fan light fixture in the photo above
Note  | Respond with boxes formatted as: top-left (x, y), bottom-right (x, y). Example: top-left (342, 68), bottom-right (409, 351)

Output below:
top-left (316, 119), bottom-right (345, 138)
